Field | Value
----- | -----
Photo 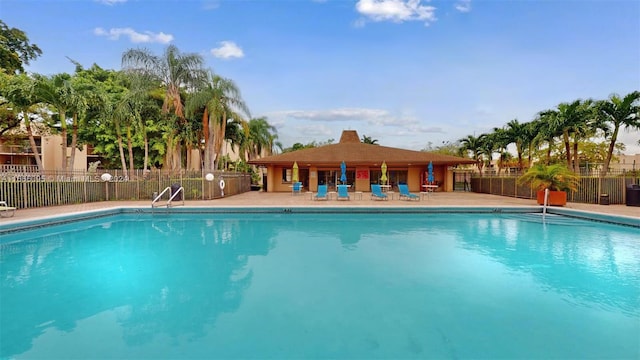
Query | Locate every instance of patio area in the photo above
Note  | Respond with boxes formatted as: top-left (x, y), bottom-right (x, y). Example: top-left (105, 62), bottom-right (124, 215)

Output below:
top-left (2, 191), bottom-right (638, 225)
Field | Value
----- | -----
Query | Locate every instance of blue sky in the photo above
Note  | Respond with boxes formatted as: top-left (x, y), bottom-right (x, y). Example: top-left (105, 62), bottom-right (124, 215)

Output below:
top-left (2, 0), bottom-right (639, 154)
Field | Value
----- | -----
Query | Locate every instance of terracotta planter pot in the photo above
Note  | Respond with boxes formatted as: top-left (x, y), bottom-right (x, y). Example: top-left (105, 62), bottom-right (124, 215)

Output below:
top-left (536, 190), bottom-right (567, 206)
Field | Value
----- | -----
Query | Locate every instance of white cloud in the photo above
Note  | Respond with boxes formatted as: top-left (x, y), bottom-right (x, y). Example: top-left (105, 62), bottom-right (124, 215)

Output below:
top-left (280, 107), bottom-right (443, 132)
top-left (284, 108), bottom-right (389, 122)
top-left (355, 0), bottom-right (437, 26)
top-left (95, 0), bottom-right (127, 5)
top-left (455, 0), bottom-right (472, 13)
top-left (210, 41), bottom-right (244, 59)
top-left (93, 27), bottom-right (173, 44)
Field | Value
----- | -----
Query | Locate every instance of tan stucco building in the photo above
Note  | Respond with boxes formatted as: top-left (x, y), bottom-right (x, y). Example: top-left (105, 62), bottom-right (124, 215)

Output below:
top-left (248, 130), bottom-right (475, 193)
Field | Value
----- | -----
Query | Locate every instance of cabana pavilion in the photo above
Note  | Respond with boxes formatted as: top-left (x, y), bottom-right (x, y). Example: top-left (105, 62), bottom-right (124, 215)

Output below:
top-left (248, 130), bottom-right (475, 193)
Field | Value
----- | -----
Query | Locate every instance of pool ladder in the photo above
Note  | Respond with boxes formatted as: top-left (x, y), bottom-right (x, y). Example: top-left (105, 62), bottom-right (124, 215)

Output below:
top-left (151, 186), bottom-right (185, 208)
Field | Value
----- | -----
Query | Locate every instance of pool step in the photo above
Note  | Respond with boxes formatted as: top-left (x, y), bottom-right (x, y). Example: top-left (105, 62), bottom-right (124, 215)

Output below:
top-left (504, 213), bottom-right (589, 226)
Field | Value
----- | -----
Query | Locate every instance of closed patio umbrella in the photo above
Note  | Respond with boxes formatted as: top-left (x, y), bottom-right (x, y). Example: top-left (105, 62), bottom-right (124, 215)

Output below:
top-left (340, 161), bottom-right (347, 184)
top-left (292, 161), bottom-right (299, 183)
top-left (427, 161), bottom-right (434, 184)
top-left (380, 161), bottom-right (388, 185)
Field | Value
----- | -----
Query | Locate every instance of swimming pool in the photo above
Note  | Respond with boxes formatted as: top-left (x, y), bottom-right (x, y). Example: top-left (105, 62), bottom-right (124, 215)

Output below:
top-left (1, 210), bottom-right (639, 358)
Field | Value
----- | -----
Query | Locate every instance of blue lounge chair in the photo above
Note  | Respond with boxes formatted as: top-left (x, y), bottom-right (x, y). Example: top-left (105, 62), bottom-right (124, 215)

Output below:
top-left (292, 182), bottom-right (302, 195)
top-left (371, 184), bottom-right (388, 201)
top-left (337, 185), bottom-right (350, 200)
top-left (398, 184), bottom-right (420, 201)
top-left (314, 184), bottom-right (329, 200)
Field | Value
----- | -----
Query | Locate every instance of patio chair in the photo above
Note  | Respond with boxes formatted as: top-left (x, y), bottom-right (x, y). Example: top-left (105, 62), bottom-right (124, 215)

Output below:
top-left (0, 201), bottom-right (16, 217)
top-left (371, 184), bottom-right (388, 201)
top-left (398, 184), bottom-right (420, 201)
top-left (292, 182), bottom-right (302, 195)
top-left (314, 184), bottom-right (329, 200)
top-left (337, 185), bottom-right (350, 200)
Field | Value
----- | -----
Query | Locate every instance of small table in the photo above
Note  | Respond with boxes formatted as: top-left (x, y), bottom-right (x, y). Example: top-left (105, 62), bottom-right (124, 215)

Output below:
top-left (289, 184), bottom-right (303, 195)
top-left (421, 185), bottom-right (438, 199)
top-left (354, 191), bottom-right (363, 200)
top-left (380, 185), bottom-right (391, 192)
top-left (328, 191), bottom-right (337, 200)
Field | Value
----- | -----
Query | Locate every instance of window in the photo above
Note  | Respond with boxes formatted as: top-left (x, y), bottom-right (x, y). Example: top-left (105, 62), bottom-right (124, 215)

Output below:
top-left (282, 168), bottom-right (292, 183)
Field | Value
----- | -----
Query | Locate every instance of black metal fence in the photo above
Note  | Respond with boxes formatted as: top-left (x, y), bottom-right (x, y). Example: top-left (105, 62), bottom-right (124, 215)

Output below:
top-left (0, 169), bottom-right (251, 209)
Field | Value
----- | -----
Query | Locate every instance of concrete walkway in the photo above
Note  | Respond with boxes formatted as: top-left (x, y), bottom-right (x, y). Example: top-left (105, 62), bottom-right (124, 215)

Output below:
top-left (2, 191), bottom-right (638, 225)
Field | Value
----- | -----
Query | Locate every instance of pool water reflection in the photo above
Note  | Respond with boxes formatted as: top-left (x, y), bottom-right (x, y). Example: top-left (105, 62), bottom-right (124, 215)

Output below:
top-left (1, 213), bottom-right (638, 358)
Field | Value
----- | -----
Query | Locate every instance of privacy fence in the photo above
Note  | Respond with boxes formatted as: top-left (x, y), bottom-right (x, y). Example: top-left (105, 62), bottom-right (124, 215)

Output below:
top-left (0, 169), bottom-right (252, 210)
top-left (470, 173), bottom-right (640, 205)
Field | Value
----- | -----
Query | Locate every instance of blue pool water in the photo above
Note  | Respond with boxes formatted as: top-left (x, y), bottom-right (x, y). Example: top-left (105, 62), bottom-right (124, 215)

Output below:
top-left (1, 212), bottom-right (639, 359)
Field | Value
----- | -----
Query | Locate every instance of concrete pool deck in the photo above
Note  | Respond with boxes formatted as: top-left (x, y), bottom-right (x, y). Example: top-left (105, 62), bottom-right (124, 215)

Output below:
top-left (1, 191), bottom-right (638, 225)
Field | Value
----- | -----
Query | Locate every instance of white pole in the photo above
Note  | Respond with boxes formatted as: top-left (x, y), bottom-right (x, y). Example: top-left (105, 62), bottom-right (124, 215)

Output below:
top-left (543, 188), bottom-right (549, 217)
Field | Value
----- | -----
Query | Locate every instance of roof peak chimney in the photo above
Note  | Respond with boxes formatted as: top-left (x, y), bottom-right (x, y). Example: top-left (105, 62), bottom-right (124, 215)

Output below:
top-left (339, 130), bottom-right (360, 144)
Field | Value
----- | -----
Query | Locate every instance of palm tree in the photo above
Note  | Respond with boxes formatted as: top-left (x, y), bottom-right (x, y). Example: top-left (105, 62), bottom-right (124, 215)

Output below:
top-left (522, 119), bottom-right (543, 168)
top-left (361, 135), bottom-right (378, 145)
top-left (245, 117), bottom-right (279, 161)
top-left (34, 73), bottom-right (77, 171)
top-left (478, 133), bottom-right (497, 174)
top-left (66, 74), bottom-right (97, 172)
top-left (122, 45), bottom-right (207, 170)
top-left (503, 119), bottom-right (529, 170)
top-left (185, 73), bottom-right (250, 170)
top-left (0, 73), bottom-right (44, 171)
top-left (596, 91), bottom-right (640, 176)
top-left (459, 134), bottom-right (486, 175)
top-left (533, 111), bottom-right (563, 165)
top-left (489, 127), bottom-right (510, 175)
top-left (543, 100), bottom-right (592, 172)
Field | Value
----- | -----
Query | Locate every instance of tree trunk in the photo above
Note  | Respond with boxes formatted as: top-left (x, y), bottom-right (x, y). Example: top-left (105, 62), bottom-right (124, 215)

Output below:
top-left (127, 124), bottom-right (134, 179)
top-left (60, 127), bottom-right (68, 172)
top-left (186, 144), bottom-right (192, 170)
top-left (58, 108), bottom-right (68, 172)
top-left (143, 134), bottom-right (149, 172)
top-left (546, 142), bottom-right (552, 165)
top-left (117, 136), bottom-right (127, 174)
top-left (573, 140), bottom-right (579, 173)
top-left (69, 114), bottom-right (78, 171)
top-left (115, 121), bottom-right (128, 174)
top-left (212, 113), bottom-right (227, 171)
top-left (563, 131), bottom-right (571, 169)
top-left (201, 109), bottom-right (213, 170)
top-left (602, 125), bottom-right (619, 177)
top-left (24, 115), bottom-right (44, 172)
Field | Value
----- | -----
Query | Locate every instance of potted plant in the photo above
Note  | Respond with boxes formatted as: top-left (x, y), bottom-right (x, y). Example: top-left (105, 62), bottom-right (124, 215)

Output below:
top-left (518, 163), bottom-right (579, 206)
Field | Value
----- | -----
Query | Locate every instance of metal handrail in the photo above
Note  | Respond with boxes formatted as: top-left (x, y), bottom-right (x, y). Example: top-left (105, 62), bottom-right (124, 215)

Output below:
top-left (151, 187), bottom-right (171, 208)
top-left (167, 186), bottom-right (184, 208)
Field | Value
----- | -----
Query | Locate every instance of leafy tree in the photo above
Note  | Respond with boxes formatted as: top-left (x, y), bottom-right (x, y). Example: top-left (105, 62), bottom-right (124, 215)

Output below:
top-left (281, 139), bottom-right (334, 152)
top-left (422, 141), bottom-right (463, 157)
top-left (0, 101), bottom-right (20, 136)
top-left (0, 20), bottom-right (42, 74)
top-left (0, 73), bottom-right (44, 170)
